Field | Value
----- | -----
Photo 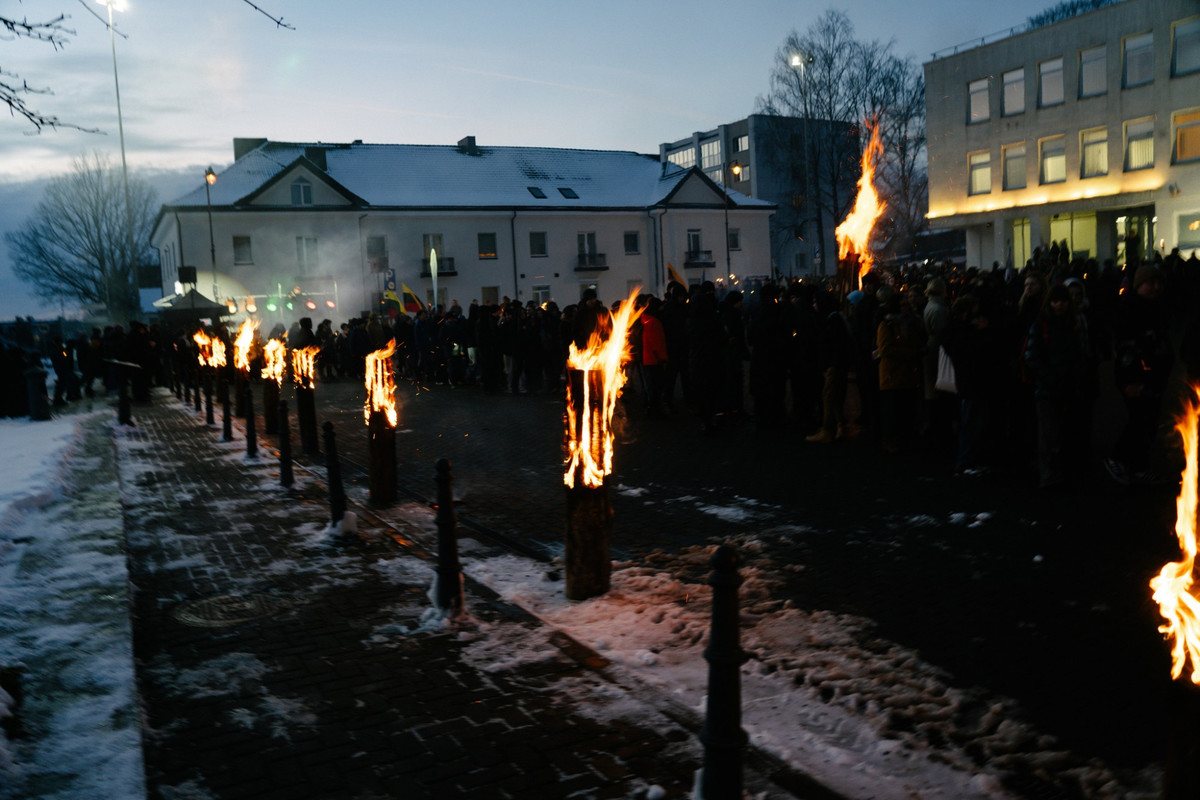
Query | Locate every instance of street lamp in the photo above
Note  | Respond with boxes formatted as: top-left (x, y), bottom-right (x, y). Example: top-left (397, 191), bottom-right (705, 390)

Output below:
top-left (723, 161), bottom-right (741, 273)
top-left (205, 166), bottom-right (218, 301)
top-left (791, 52), bottom-right (816, 277)
top-left (97, 0), bottom-right (134, 321)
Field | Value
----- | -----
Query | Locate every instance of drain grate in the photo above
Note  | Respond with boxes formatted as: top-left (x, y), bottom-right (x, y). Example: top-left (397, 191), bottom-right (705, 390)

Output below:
top-left (172, 594), bottom-right (291, 628)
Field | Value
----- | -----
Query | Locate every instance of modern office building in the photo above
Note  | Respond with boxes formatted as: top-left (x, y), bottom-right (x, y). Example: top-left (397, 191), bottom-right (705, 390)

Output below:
top-left (150, 137), bottom-right (774, 319)
top-left (924, 0), bottom-right (1200, 268)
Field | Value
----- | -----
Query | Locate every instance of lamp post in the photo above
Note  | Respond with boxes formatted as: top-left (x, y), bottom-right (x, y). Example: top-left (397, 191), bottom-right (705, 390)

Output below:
top-left (205, 166), bottom-right (218, 301)
top-left (791, 52), bottom-right (816, 277)
top-left (97, 0), bottom-right (134, 322)
top-left (723, 160), bottom-right (741, 274)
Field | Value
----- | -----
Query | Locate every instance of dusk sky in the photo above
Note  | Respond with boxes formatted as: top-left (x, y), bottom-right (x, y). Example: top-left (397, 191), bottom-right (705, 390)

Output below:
top-left (1, 0), bottom-right (1061, 319)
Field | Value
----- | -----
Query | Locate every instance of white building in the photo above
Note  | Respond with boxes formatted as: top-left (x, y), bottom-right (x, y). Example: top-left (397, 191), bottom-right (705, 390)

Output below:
top-left (150, 137), bottom-right (774, 319)
top-left (924, 0), bottom-right (1200, 269)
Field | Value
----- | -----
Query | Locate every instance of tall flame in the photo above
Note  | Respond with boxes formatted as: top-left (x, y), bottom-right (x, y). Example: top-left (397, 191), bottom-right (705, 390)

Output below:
top-left (1151, 384), bottom-right (1200, 682)
top-left (836, 120), bottom-right (886, 284)
top-left (233, 319), bottom-right (259, 373)
top-left (192, 330), bottom-right (213, 367)
top-left (261, 339), bottom-right (286, 386)
top-left (365, 339), bottom-right (398, 427)
top-left (210, 338), bottom-right (226, 369)
top-left (291, 346), bottom-right (320, 390)
top-left (564, 289), bottom-right (644, 489)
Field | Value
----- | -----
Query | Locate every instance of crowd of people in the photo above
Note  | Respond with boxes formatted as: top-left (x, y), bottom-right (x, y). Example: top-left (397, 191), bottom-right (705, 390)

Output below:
top-left (12, 243), bottom-right (1200, 492)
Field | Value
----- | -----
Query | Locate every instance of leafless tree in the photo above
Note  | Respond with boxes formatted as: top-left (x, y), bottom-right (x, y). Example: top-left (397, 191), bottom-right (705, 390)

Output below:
top-left (1028, 0), bottom-right (1121, 29)
top-left (5, 152), bottom-right (158, 323)
top-left (2, 1), bottom-right (291, 132)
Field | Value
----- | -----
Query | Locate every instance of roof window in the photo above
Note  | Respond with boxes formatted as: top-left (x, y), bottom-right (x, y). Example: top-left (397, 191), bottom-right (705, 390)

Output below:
top-left (527, 186), bottom-right (546, 198)
top-left (558, 187), bottom-right (579, 199)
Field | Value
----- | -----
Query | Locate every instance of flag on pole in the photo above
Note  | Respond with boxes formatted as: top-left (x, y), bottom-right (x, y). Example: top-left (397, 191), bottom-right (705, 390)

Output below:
top-left (667, 262), bottom-right (685, 287)
top-left (401, 283), bottom-right (424, 314)
top-left (384, 287), bottom-right (401, 317)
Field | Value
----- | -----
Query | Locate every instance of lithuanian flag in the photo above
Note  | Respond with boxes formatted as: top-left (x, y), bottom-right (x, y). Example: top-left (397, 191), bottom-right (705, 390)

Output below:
top-left (667, 262), bottom-right (685, 287)
top-left (401, 283), bottom-right (424, 314)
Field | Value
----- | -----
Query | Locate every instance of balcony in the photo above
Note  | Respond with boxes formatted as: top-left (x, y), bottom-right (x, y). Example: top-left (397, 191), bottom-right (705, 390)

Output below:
top-left (683, 250), bottom-right (715, 269)
top-left (575, 252), bottom-right (608, 271)
top-left (420, 256), bottom-right (456, 276)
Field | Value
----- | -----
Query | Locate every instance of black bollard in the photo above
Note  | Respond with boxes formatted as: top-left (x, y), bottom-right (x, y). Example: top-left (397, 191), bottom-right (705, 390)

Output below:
top-left (262, 379), bottom-right (280, 435)
top-left (435, 458), bottom-right (464, 614)
top-left (297, 385), bottom-right (319, 455)
top-left (699, 545), bottom-right (748, 800)
top-left (192, 361), bottom-right (201, 413)
top-left (244, 384), bottom-right (257, 458)
top-left (323, 421), bottom-right (347, 528)
top-left (368, 410), bottom-right (396, 506)
top-left (564, 368), bottom-right (613, 601)
top-left (278, 400), bottom-right (294, 488)
top-left (221, 376), bottom-right (232, 442)
top-left (204, 366), bottom-right (214, 426)
top-left (173, 351), bottom-right (183, 401)
top-left (117, 369), bottom-right (133, 426)
top-left (24, 366), bottom-right (50, 421)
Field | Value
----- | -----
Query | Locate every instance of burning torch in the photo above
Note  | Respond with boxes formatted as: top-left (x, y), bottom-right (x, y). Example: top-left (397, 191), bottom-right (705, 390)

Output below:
top-left (261, 337), bottom-right (286, 435)
top-left (365, 339), bottom-right (398, 506)
top-left (292, 344), bottom-right (321, 455)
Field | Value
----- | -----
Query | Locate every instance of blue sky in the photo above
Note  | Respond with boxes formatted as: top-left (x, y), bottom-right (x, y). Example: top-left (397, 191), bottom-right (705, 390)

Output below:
top-left (0, 0), bottom-right (1060, 318)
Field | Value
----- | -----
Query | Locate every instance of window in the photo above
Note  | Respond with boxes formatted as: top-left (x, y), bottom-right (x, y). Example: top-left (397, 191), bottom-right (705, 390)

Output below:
top-left (1081, 128), bottom-right (1109, 177)
top-left (1002, 69), bottom-right (1025, 115)
top-left (296, 236), bottom-right (317, 275)
top-left (734, 135), bottom-right (749, 152)
top-left (478, 232), bottom-right (497, 259)
top-left (532, 285), bottom-right (552, 305)
top-left (968, 152), bottom-right (991, 195)
top-left (558, 187), bottom-right (579, 199)
top-left (687, 229), bottom-right (702, 255)
top-left (728, 228), bottom-right (741, 251)
top-left (1003, 143), bottom-right (1026, 190)
top-left (290, 178), bottom-right (312, 206)
top-left (366, 236), bottom-right (388, 272)
top-left (232, 236), bottom-right (252, 264)
top-left (529, 231), bottom-right (547, 258)
top-left (623, 232), bottom-right (640, 255)
top-left (968, 78), bottom-right (990, 123)
top-left (700, 140), bottom-right (721, 170)
top-left (1174, 109), bottom-right (1200, 163)
top-left (1180, 212), bottom-right (1200, 250)
top-left (422, 233), bottom-right (443, 261)
top-left (577, 232), bottom-right (599, 267)
top-left (527, 186), bottom-right (547, 198)
top-left (1124, 32), bottom-right (1154, 87)
top-left (1125, 118), bottom-right (1155, 170)
top-left (1079, 45), bottom-right (1107, 97)
top-left (735, 164), bottom-right (750, 184)
top-left (667, 149), bottom-right (696, 169)
top-left (1175, 17), bottom-right (1200, 76)
top-left (1040, 137), bottom-right (1066, 184)
top-left (1039, 58), bottom-right (1064, 107)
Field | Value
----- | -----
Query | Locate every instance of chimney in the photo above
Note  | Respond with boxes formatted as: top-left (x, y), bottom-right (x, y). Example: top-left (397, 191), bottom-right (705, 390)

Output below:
top-left (233, 137), bottom-right (268, 161)
top-left (304, 146), bottom-right (328, 171)
top-left (457, 136), bottom-right (480, 155)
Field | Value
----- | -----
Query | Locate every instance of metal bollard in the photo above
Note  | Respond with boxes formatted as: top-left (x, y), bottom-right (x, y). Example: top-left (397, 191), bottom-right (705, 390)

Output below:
top-left (297, 385), bottom-right (319, 455)
top-left (204, 366), bottom-right (214, 425)
top-left (435, 458), bottom-right (464, 614)
top-left (699, 545), bottom-right (748, 800)
top-left (368, 409), bottom-right (396, 506)
top-left (192, 362), bottom-right (201, 412)
top-left (278, 400), bottom-right (294, 488)
top-left (221, 376), bottom-right (232, 442)
top-left (323, 421), bottom-right (347, 527)
top-left (244, 384), bottom-right (257, 458)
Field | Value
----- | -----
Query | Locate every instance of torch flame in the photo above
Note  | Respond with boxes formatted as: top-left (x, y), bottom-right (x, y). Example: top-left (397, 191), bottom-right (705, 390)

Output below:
top-left (365, 339), bottom-right (398, 427)
top-left (192, 330), bottom-right (212, 367)
top-left (210, 338), bottom-right (226, 369)
top-left (836, 120), bottom-right (886, 285)
top-left (564, 288), bottom-right (644, 489)
top-left (233, 319), bottom-right (259, 373)
top-left (1151, 384), bottom-right (1200, 683)
top-left (291, 346), bottom-right (320, 390)
top-left (261, 339), bottom-right (286, 386)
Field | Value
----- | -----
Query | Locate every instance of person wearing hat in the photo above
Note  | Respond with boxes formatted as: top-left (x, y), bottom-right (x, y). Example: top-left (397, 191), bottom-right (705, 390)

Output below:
top-left (1105, 264), bottom-right (1172, 485)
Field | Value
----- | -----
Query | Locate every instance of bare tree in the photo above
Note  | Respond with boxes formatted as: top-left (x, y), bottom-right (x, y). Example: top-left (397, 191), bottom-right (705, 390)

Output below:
top-left (2, 1), bottom-right (291, 132)
top-left (865, 55), bottom-right (928, 260)
top-left (5, 152), bottom-right (158, 323)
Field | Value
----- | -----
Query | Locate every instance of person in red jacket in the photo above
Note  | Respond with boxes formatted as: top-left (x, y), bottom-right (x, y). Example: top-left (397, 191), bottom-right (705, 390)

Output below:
top-left (641, 295), bottom-right (669, 417)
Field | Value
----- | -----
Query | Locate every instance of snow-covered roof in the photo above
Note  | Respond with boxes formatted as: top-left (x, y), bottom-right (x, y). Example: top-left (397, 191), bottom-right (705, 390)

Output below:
top-left (164, 139), bottom-right (772, 211)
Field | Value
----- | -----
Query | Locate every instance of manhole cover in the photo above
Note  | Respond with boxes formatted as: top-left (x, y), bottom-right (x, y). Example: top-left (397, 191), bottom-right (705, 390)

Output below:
top-left (173, 594), bottom-right (290, 628)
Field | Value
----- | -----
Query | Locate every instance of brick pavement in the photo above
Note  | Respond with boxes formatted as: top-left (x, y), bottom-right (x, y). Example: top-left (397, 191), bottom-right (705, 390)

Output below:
top-left (116, 389), bottom-right (816, 800)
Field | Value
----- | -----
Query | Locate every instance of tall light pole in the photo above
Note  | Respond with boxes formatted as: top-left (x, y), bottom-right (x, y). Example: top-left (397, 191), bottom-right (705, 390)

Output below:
top-left (205, 167), bottom-right (219, 301)
top-left (791, 52), bottom-right (816, 276)
top-left (98, 0), bottom-right (135, 322)
top-left (723, 160), bottom-right (741, 273)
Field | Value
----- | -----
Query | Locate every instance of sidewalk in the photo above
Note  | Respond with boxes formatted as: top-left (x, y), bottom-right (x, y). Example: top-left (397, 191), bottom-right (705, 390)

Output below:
top-left (117, 390), bottom-right (810, 800)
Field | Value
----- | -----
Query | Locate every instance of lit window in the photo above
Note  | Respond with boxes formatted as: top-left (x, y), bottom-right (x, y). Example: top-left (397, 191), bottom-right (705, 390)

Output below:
top-left (1080, 45), bottom-right (1107, 97)
top-left (1003, 143), bottom-right (1026, 190)
top-left (624, 232), bottom-right (639, 255)
top-left (1174, 17), bottom-right (1200, 76)
top-left (233, 236), bottom-right (252, 264)
top-left (1081, 128), bottom-right (1108, 178)
top-left (1174, 109), bottom-right (1200, 163)
top-left (1125, 117), bottom-right (1155, 170)
top-left (969, 78), bottom-right (990, 123)
top-left (667, 149), bottom-right (696, 169)
top-left (529, 231), bottom-right (547, 258)
top-left (700, 140), bottom-right (722, 170)
top-left (290, 178), bottom-right (312, 206)
top-left (1002, 69), bottom-right (1025, 115)
top-left (1039, 58), bottom-right (1064, 107)
top-left (968, 152), bottom-right (991, 195)
top-left (1124, 32), bottom-right (1154, 88)
top-left (1040, 137), bottom-right (1066, 184)
top-left (478, 232), bottom-right (497, 259)
top-left (734, 135), bottom-right (749, 152)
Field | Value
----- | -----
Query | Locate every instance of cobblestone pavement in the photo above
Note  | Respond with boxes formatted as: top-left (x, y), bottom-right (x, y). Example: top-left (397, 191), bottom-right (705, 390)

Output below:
top-left (117, 389), bottom-right (819, 800)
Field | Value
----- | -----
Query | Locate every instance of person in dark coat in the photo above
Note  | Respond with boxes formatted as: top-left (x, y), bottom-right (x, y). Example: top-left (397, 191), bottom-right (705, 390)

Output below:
top-left (687, 282), bottom-right (724, 434)
top-left (806, 290), bottom-right (853, 444)
top-left (942, 293), bottom-right (1007, 476)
